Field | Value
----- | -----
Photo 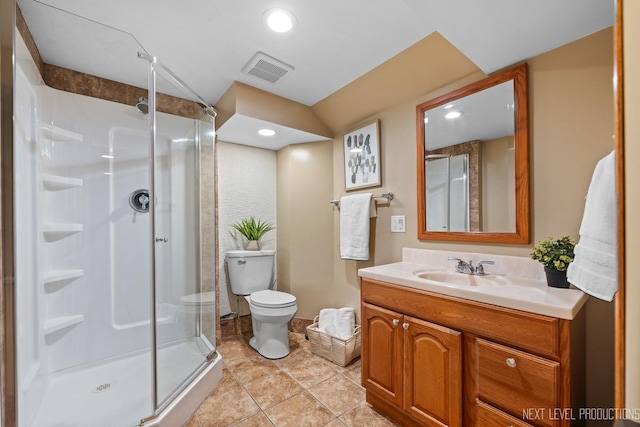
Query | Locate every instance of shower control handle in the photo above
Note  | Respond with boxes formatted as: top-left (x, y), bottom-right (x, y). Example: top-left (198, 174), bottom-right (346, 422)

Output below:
top-left (138, 194), bottom-right (149, 210)
top-left (155, 237), bottom-right (168, 243)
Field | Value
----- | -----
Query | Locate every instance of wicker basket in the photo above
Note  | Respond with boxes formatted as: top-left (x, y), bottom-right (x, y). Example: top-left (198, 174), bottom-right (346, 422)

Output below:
top-left (306, 315), bottom-right (361, 367)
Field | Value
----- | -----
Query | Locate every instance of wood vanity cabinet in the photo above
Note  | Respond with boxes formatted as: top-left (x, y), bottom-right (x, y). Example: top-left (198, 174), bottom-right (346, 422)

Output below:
top-left (360, 278), bottom-right (585, 427)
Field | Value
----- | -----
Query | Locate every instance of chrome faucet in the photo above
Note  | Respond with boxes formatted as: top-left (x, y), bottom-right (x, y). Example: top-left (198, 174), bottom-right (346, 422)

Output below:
top-left (448, 257), bottom-right (474, 274)
top-left (448, 257), bottom-right (494, 276)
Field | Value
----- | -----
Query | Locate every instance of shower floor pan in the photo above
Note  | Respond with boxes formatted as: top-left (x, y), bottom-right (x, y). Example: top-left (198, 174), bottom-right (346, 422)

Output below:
top-left (29, 340), bottom-right (220, 427)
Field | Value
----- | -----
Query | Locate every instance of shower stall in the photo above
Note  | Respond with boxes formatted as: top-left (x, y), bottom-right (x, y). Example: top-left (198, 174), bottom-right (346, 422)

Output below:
top-left (7, 8), bottom-right (221, 427)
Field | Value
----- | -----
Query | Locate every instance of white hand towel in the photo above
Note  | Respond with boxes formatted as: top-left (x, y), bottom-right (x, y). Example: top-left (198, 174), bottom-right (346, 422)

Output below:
top-left (567, 150), bottom-right (618, 301)
top-left (335, 307), bottom-right (356, 340)
top-left (318, 308), bottom-right (336, 333)
top-left (340, 193), bottom-right (373, 261)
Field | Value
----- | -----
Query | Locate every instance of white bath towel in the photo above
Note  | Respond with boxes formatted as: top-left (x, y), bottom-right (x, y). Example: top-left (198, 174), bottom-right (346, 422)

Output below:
top-left (335, 307), bottom-right (356, 340)
top-left (340, 193), bottom-right (373, 261)
top-left (318, 308), bottom-right (336, 333)
top-left (567, 150), bottom-right (618, 301)
top-left (318, 307), bottom-right (355, 339)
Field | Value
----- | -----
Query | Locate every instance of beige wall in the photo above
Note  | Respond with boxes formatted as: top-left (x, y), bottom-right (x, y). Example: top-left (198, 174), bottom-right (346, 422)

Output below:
top-left (277, 141), bottom-right (335, 319)
top-left (278, 27), bottom-right (616, 416)
top-left (318, 28), bottom-right (615, 311)
top-left (624, 0), bottom-right (640, 415)
top-left (482, 136), bottom-right (515, 232)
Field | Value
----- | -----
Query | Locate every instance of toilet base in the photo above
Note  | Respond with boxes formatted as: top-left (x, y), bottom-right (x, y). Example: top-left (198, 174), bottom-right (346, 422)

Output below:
top-left (248, 320), bottom-right (291, 359)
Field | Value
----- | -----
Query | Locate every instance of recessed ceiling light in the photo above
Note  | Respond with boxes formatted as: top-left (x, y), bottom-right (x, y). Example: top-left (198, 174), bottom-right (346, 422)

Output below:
top-left (445, 111), bottom-right (463, 119)
top-left (258, 128), bottom-right (276, 136)
top-left (263, 8), bottom-right (297, 33)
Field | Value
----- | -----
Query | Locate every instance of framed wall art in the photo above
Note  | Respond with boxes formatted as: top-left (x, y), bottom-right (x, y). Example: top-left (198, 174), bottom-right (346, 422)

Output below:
top-left (343, 120), bottom-right (381, 190)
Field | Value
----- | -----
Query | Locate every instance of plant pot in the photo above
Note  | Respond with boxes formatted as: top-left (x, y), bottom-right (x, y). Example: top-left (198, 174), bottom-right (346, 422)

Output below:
top-left (544, 267), bottom-right (570, 288)
top-left (244, 240), bottom-right (260, 251)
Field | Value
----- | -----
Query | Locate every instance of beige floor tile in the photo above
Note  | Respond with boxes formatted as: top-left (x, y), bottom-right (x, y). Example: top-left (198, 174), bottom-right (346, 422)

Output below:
top-left (231, 412), bottom-right (275, 427)
top-left (340, 359), bottom-right (362, 385)
top-left (272, 344), bottom-right (314, 369)
top-left (308, 374), bottom-right (365, 416)
top-left (323, 419), bottom-right (347, 427)
top-left (244, 371), bottom-right (304, 409)
top-left (184, 414), bottom-right (201, 427)
top-left (192, 332), bottom-right (375, 427)
top-left (338, 403), bottom-right (401, 427)
top-left (282, 361), bottom-right (338, 389)
top-left (218, 337), bottom-right (257, 367)
top-left (227, 352), bottom-right (280, 384)
top-left (196, 369), bottom-right (262, 427)
top-left (264, 391), bottom-right (336, 427)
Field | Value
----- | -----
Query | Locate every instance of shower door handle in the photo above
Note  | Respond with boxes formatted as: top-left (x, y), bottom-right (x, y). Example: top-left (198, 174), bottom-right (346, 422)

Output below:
top-left (155, 237), bottom-right (168, 243)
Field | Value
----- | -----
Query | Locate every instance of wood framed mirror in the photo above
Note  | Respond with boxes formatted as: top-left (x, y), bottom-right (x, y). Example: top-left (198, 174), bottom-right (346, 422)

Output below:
top-left (416, 63), bottom-right (529, 243)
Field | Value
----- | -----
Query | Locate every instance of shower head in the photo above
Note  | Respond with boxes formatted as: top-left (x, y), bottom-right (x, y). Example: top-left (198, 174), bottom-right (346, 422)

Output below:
top-left (135, 97), bottom-right (149, 115)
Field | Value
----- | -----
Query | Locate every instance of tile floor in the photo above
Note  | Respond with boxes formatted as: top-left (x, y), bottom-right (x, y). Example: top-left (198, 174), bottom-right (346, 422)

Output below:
top-left (184, 332), bottom-right (400, 427)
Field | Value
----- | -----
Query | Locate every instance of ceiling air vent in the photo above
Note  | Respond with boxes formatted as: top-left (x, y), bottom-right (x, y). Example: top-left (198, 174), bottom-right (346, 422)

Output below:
top-left (241, 52), bottom-right (294, 84)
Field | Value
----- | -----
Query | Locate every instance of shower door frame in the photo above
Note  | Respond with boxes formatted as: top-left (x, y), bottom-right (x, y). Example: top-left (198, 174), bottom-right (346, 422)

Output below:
top-left (140, 52), bottom-right (218, 422)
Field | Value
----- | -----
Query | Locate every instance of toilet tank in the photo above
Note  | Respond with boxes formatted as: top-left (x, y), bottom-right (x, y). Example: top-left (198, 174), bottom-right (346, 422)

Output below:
top-left (226, 250), bottom-right (275, 295)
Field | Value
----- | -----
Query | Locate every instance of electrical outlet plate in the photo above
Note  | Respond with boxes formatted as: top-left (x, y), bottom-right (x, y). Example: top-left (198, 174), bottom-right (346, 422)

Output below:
top-left (391, 215), bottom-right (406, 233)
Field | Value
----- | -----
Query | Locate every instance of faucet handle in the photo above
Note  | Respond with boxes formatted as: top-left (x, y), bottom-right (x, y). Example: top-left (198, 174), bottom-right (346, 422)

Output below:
top-left (448, 257), bottom-right (471, 273)
top-left (475, 260), bottom-right (494, 276)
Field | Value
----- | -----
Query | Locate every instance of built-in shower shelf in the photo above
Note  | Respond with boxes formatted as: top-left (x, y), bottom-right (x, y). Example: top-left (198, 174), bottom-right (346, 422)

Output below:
top-left (41, 174), bottom-right (83, 190)
top-left (41, 269), bottom-right (84, 286)
top-left (42, 223), bottom-right (83, 238)
top-left (39, 124), bottom-right (83, 142)
top-left (43, 315), bottom-right (84, 336)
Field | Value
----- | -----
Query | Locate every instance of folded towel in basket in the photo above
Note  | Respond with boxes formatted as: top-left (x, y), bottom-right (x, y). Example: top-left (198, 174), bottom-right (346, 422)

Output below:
top-left (335, 308), bottom-right (355, 340)
top-left (318, 308), bottom-right (336, 332)
top-left (318, 307), bottom-right (355, 340)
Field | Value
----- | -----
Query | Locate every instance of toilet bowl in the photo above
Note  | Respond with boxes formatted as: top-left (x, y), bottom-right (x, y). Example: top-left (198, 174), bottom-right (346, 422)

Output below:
top-left (245, 290), bottom-right (297, 359)
top-left (226, 250), bottom-right (298, 359)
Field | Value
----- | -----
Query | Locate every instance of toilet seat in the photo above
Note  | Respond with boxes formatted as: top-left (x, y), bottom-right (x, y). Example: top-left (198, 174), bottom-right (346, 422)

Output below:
top-left (249, 290), bottom-right (296, 309)
top-left (180, 291), bottom-right (215, 307)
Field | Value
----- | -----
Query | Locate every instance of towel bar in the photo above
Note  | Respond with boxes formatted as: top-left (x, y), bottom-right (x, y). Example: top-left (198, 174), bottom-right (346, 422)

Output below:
top-left (330, 192), bottom-right (394, 206)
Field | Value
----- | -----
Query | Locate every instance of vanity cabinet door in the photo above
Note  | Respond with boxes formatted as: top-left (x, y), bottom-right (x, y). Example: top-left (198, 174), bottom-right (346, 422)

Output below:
top-left (403, 315), bottom-right (463, 427)
top-left (361, 302), bottom-right (403, 408)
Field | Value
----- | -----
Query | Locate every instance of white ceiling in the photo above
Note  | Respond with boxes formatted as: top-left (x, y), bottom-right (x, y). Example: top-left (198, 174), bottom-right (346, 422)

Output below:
top-left (18, 0), bottom-right (615, 148)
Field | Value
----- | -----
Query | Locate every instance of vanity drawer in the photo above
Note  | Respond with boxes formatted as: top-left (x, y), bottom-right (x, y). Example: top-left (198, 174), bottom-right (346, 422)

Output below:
top-left (477, 400), bottom-right (535, 427)
top-left (476, 338), bottom-right (559, 426)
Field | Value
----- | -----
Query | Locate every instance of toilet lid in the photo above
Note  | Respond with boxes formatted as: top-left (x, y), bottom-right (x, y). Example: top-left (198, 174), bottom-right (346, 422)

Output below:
top-left (250, 290), bottom-right (296, 309)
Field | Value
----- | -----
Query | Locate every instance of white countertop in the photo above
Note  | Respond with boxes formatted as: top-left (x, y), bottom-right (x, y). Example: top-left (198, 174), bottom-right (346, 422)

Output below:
top-left (358, 261), bottom-right (589, 320)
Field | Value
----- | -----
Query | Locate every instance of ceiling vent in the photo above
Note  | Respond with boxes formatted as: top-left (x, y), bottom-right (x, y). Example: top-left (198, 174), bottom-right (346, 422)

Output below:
top-left (241, 52), bottom-right (294, 84)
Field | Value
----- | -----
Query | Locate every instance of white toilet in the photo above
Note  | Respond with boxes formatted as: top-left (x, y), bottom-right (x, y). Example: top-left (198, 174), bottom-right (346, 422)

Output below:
top-left (226, 250), bottom-right (297, 359)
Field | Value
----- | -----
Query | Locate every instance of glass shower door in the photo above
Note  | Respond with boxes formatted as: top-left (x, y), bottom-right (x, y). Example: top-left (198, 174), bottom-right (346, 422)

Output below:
top-left (425, 153), bottom-right (470, 232)
top-left (149, 62), bottom-right (216, 409)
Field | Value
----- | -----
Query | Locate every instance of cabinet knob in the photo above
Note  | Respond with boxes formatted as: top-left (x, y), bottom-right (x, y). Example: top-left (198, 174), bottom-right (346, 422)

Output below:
top-left (506, 357), bottom-right (517, 368)
top-left (392, 319), bottom-right (399, 326)
top-left (402, 322), bottom-right (409, 330)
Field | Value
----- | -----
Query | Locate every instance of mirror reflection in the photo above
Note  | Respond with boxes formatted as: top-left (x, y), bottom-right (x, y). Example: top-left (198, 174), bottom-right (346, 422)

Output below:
top-left (417, 63), bottom-right (529, 243)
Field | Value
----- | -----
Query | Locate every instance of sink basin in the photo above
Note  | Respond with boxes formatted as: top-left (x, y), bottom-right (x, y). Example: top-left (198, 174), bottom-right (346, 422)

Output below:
top-left (415, 271), bottom-right (506, 287)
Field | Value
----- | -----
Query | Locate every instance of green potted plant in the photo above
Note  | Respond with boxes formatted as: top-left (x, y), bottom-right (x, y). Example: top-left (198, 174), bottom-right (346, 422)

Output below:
top-left (231, 216), bottom-right (275, 250)
top-left (530, 236), bottom-right (575, 288)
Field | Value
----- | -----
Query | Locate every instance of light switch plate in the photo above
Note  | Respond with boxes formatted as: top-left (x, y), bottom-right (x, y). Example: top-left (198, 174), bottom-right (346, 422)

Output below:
top-left (391, 215), bottom-right (406, 233)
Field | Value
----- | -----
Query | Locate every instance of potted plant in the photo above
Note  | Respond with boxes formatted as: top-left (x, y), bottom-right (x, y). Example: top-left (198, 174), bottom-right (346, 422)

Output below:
top-left (231, 216), bottom-right (275, 250)
top-left (530, 236), bottom-right (575, 288)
